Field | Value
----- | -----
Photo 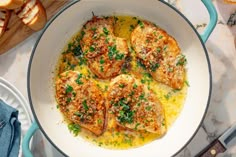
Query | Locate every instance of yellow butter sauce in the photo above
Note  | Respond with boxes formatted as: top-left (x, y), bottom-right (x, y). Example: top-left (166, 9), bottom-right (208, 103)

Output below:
top-left (55, 15), bottom-right (188, 149)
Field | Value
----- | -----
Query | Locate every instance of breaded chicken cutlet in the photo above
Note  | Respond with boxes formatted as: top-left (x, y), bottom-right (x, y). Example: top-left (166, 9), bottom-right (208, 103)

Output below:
top-left (131, 20), bottom-right (186, 89)
top-left (107, 74), bottom-right (166, 135)
top-left (80, 16), bottom-right (129, 79)
top-left (55, 70), bottom-right (106, 135)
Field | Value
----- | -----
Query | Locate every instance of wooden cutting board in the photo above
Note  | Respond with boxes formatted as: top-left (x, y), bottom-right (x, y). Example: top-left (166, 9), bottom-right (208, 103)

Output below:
top-left (0, 0), bottom-right (71, 55)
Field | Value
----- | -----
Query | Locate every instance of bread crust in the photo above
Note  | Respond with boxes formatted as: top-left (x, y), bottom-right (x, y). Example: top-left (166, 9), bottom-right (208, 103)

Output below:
top-left (14, 0), bottom-right (47, 31)
top-left (27, 0), bottom-right (46, 31)
top-left (0, 9), bottom-right (11, 37)
top-left (0, 0), bottom-right (25, 10)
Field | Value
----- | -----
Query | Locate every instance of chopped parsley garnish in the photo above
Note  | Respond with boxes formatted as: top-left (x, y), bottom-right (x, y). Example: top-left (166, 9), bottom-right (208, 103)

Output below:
top-left (185, 80), bottom-right (190, 87)
top-left (100, 66), bottom-right (104, 72)
top-left (105, 37), bottom-right (109, 44)
top-left (66, 85), bottom-right (73, 94)
top-left (108, 45), bottom-right (124, 60)
top-left (100, 57), bottom-right (105, 64)
top-left (139, 93), bottom-right (146, 100)
top-left (159, 35), bottom-right (163, 39)
top-left (78, 57), bottom-right (87, 66)
top-left (118, 109), bottom-right (134, 124)
top-left (65, 40), bottom-right (83, 56)
top-left (168, 67), bottom-right (174, 72)
top-left (97, 119), bottom-right (102, 124)
top-left (66, 97), bottom-right (72, 103)
top-left (89, 46), bottom-right (95, 52)
top-left (156, 47), bottom-right (161, 52)
top-left (119, 84), bottom-right (125, 88)
top-left (137, 20), bottom-right (144, 28)
top-left (73, 45), bottom-right (83, 56)
top-left (136, 60), bottom-right (146, 69)
top-left (81, 31), bottom-right (85, 37)
top-left (69, 64), bottom-right (76, 70)
top-left (91, 27), bottom-right (96, 31)
top-left (75, 74), bottom-right (83, 85)
top-left (164, 93), bottom-right (171, 100)
top-left (115, 98), bottom-right (134, 124)
top-left (163, 45), bottom-right (168, 51)
top-left (134, 123), bottom-right (140, 130)
top-left (82, 100), bottom-right (89, 111)
top-left (68, 123), bottom-right (81, 136)
top-left (74, 112), bottom-right (83, 118)
top-left (133, 83), bottom-right (138, 89)
top-left (98, 142), bottom-right (103, 146)
top-left (129, 91), bottom-right (135, 97)
top-left (150, 63), bottom-right (160, 72)
top-left (145, 106), bottom-right (152, 111)
top-left (176, 54), bottom-right (187, 66)
top-left (103, 27), bottom-right (109, 35)
top-left (143, 72), bottom-right (152, 78)
top-left (141, 79), bottom-right (146, 84)
top-left (116, 53), bottom-right (124, 60)
top-left (129, 25), bottom-right (135, 31)
top-left (104, 85), bottom-right (108, 91)
top-left (108, 45), bottom-right (118, 59)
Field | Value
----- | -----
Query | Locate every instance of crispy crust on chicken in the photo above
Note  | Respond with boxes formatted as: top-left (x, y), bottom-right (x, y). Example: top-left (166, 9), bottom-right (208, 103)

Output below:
top-left (80, 16), bottom-right (129, 79)
top-left (131, 20), bottom-right (185, 89)
top-left (55, 70), bottom-right (106, 135)
top-left (107, 74), bottom-right (166, 135)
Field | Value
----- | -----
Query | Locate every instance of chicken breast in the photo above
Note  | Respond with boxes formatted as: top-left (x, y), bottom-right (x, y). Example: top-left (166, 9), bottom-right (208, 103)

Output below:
top-left (80, 16), bottom-right (129, 79)
top-left (107, 74), bottom-right (166, 135)
top-left (55, 70), bottom-right (106, 135)
top-left (131, 20), bottom-right (186, 89)
top-left (87, 37), bottom-right (129, 79)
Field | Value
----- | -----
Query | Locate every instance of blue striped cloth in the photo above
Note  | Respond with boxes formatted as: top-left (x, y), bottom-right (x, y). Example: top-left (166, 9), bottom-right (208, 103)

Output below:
top-left (0, 99), bottom-right (21, 157)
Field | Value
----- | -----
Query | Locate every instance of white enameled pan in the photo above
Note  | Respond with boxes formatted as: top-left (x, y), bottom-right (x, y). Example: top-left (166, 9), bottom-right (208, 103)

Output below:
top-left (23, 0), bottom-right (217, 156)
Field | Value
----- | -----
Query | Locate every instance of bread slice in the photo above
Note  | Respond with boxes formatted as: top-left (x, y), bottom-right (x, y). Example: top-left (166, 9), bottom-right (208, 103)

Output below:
top-left (0, 0), bottom-right (24, 9)
top-left (0, 9), bottom-right (11, 37)
top-left (15, 0), bottom-right (47, 31)
top-left (224, 0), bottom-right (236, 3)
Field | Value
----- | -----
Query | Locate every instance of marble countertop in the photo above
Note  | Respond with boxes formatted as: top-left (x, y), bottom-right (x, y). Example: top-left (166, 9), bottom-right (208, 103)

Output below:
top-left (0, 0), bottom-right (235, 156)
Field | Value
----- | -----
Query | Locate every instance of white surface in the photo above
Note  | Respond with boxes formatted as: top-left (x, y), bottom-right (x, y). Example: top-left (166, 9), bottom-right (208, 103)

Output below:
top-left (28, 0), bottom-right (210, 157)
top-left (0, 0), bottom-right (235, 157)
top-left (0, 77), bottom-right (32, 157)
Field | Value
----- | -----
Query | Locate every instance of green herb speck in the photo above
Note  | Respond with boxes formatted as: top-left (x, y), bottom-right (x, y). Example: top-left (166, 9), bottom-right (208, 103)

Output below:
top-left (100, 57), bottom-right (105, 64)
top-left (157, 47), bottom-right (161, 52)
top-left (66, 85), bottom-right (73, 94)
top-left (82, 100), bottom-right (89, 111)
top-left (119, 84), bottom-right (125, 88)
top-left (75, 74), bottom-right (83, 85)
top-left (138, 20), bottom-right (144, 28)
top-left (185, 80), bottom-right (190, 87)
top-left (133, 83), bottom-right (138, 89)
top-left (68, 123), bottom-right (81, 136)
top-left (103, 27), bottom-right (109, 35)
top-left (89, 46), bottom-right (95, 52)
top-left (145, 106), bottom-right (152, 111)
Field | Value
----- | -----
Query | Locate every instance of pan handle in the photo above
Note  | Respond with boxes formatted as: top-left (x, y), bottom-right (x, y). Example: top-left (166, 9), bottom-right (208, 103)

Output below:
top-left (200, 0), bottom-right (218, 43)
top-left (22, 121), bottom-right (39, 157)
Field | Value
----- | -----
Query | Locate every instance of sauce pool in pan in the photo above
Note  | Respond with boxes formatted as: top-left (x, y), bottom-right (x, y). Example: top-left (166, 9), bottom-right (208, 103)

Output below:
top-left (55, 15), bottom-right (188, 149)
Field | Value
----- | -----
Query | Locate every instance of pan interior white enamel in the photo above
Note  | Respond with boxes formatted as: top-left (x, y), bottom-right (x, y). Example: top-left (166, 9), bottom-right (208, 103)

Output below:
top-left (29, 0), bottom-right (210, 156)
